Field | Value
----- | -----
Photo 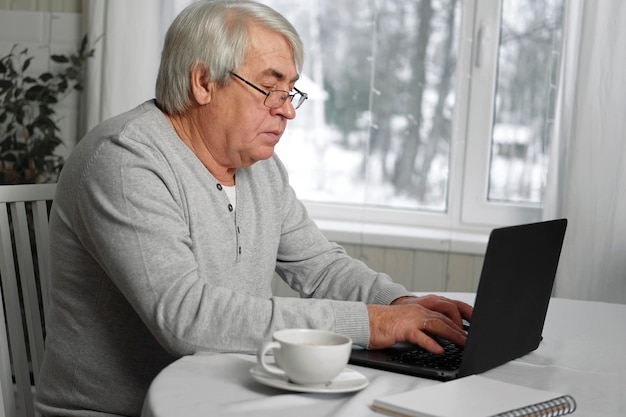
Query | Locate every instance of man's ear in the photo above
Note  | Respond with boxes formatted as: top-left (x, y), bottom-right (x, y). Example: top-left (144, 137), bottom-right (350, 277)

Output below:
top-left (190, 65), bottom-right (214, 105)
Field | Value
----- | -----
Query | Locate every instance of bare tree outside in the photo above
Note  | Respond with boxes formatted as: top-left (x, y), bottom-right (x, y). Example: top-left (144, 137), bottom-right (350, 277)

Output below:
top-left (264, 0), bottom-right (563, 212)
top-left (489, 0), bottom-right (564, 204)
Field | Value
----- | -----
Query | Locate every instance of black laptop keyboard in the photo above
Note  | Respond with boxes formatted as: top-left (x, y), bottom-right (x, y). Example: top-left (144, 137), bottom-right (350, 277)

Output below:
top-left (386, 339), bottom-right (464, 371)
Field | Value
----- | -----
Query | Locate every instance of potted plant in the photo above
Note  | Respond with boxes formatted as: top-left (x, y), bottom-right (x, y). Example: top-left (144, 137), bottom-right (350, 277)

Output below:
top-left (0, 36), bottom-right (94, 184)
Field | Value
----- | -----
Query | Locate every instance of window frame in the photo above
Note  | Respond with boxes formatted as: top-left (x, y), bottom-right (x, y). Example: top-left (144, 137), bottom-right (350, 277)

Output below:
top-left (461, 0), bottom-right (543, 227)
top-left (301, 0), bottom-right (545, 251)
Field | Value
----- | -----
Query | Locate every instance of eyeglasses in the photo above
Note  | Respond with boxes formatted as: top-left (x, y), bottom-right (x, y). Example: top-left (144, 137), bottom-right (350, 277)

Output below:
top-left (230, 72), bottom-right (308, 110)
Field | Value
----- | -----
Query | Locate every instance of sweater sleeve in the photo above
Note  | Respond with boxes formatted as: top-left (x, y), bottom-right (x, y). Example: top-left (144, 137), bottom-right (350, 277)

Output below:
top-left (272, 159), bottom-right (413, 346)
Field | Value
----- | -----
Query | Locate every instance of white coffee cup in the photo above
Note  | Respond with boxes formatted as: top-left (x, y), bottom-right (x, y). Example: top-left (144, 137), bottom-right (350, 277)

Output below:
top-left (257, 329), bottom-right (352, 385)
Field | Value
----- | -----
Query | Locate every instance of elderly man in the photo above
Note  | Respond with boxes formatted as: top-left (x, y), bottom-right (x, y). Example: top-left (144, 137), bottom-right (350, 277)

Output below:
top-left (36, 1), bottom-right (471, 415)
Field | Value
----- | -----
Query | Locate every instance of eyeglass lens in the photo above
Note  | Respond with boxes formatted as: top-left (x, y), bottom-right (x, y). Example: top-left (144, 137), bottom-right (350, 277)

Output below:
top-left (266, 91), bottom-right (306, 110)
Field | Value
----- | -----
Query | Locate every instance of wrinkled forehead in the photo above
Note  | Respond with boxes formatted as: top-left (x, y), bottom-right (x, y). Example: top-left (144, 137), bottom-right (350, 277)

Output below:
top-left (241, 23), bottom-right (299, 79)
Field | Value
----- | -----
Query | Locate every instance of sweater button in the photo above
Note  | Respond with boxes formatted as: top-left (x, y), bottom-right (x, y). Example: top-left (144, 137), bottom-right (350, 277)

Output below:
top-left (228, 204), bottom-right (233, 212)
top-left (216, 184), bottom-right (223, 191)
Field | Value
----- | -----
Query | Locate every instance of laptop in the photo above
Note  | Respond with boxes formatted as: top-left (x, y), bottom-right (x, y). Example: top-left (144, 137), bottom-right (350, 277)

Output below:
top-left (349, 218), bottom-right (568, 381)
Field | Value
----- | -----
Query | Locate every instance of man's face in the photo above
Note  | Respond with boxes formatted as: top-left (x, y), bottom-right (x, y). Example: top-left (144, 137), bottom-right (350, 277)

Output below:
top-left (203, 23), bottom-right (300, 169)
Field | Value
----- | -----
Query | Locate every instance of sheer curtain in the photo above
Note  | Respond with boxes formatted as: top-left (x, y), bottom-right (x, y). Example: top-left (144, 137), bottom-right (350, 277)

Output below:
top-left (545, 0), bottom-right (626, 304)
top-left (79, 0), bottom-right (192, 135)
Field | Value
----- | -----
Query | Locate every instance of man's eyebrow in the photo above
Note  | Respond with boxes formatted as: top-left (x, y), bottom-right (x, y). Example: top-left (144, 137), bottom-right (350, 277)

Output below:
top-left (261, 68), bottom-right (300, 83)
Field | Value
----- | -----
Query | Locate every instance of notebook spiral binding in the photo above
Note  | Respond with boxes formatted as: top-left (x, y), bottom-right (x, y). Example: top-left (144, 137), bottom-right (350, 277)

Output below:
top-left (492, 395), bottom-right (577, 417)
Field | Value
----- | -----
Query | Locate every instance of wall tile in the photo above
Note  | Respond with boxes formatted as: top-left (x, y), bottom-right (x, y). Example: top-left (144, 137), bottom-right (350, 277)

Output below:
top-left (50, 12), bottom-right (80, 44)
top-left (0, 10), bottom-right (47, 43)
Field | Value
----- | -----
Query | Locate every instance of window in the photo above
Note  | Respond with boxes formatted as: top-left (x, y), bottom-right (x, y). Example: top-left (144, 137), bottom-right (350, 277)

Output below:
top-left (462, 0), bottom-right (564, 227)
top-left (210, 0), bottom-right (564, 248)
top-left (266, 0), bottom-right (463, 230)
top-left (260, 0), bottom-right (564, 234)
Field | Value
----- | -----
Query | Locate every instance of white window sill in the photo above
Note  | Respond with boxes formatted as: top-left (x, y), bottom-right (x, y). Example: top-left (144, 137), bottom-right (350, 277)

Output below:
top-left (314, 219), bottom-right (490, 256)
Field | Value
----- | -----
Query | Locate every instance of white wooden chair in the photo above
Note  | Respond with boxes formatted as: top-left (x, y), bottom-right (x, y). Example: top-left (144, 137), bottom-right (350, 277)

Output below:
top-left (0, 184), bottom-right (56, 417)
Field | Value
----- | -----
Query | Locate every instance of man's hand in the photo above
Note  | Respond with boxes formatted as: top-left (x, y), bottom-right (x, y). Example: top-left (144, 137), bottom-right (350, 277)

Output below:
top-left (366, 295), bottom-right (473, 354)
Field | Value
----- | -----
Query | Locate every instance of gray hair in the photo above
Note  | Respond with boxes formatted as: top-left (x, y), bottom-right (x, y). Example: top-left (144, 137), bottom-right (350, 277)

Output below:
top-left (155, 0), bottom-right (304, 115)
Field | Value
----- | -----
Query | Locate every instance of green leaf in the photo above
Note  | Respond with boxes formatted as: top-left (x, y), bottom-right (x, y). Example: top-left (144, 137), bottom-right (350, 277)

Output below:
top-left (58, 79), bottom-right (68, 92)
top-left (22, 57), bottom-right (33, 72)
top-left (50, 54), bottom-right (69, 63)
top-left (39, 72), bottom-right (54, 82)
top-left (43, 93), bottom-right (58, 104)
top-left (5, 58), bottom-right (15, 74)
top-left (39, 105), bottom-right (54, 116)
top-left (0, 79), bottom-right (12, 91)
top-left (25, 85), bottom-right (46, 100)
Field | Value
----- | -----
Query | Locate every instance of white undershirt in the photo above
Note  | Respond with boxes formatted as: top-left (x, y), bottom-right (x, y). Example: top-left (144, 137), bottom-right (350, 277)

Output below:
top-left (223, 185), bottom-right (236, 210)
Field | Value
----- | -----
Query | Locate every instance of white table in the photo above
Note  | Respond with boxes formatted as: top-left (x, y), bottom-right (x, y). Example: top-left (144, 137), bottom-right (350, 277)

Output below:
top-left (141, 293), bottom-right (626, 417)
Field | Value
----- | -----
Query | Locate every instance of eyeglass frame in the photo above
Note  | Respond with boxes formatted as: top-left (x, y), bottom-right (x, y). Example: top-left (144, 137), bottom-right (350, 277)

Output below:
top-left (230, 72), bottom-right (308, 110)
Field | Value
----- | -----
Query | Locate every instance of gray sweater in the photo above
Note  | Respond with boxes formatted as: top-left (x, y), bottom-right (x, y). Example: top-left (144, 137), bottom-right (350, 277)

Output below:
top-left (35, 100), bottom-right (410, 416)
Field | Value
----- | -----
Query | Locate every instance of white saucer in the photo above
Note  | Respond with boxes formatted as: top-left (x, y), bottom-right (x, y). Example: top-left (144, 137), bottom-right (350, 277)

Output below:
top-left (250, 365), bottom-right (369, 394)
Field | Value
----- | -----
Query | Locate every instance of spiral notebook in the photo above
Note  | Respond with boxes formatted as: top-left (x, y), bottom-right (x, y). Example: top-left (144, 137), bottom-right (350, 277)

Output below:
top-left (371, 375), bottom-right (577, 417)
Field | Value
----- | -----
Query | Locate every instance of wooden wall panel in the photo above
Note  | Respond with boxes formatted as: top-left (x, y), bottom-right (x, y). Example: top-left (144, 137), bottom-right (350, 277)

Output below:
top-left (0, 0), bottom-right (80, 12)
top-left (445, 253), bottom-right (483, 292)
top-left (271, 243), bottom-right (483, 298)
top-left (412, 250), bottom-right (448, 292)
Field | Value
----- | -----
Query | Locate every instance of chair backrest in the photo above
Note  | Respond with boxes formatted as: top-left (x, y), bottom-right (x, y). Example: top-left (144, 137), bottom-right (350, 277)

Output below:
top-left (0, 184), bottom-right (56, 417)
